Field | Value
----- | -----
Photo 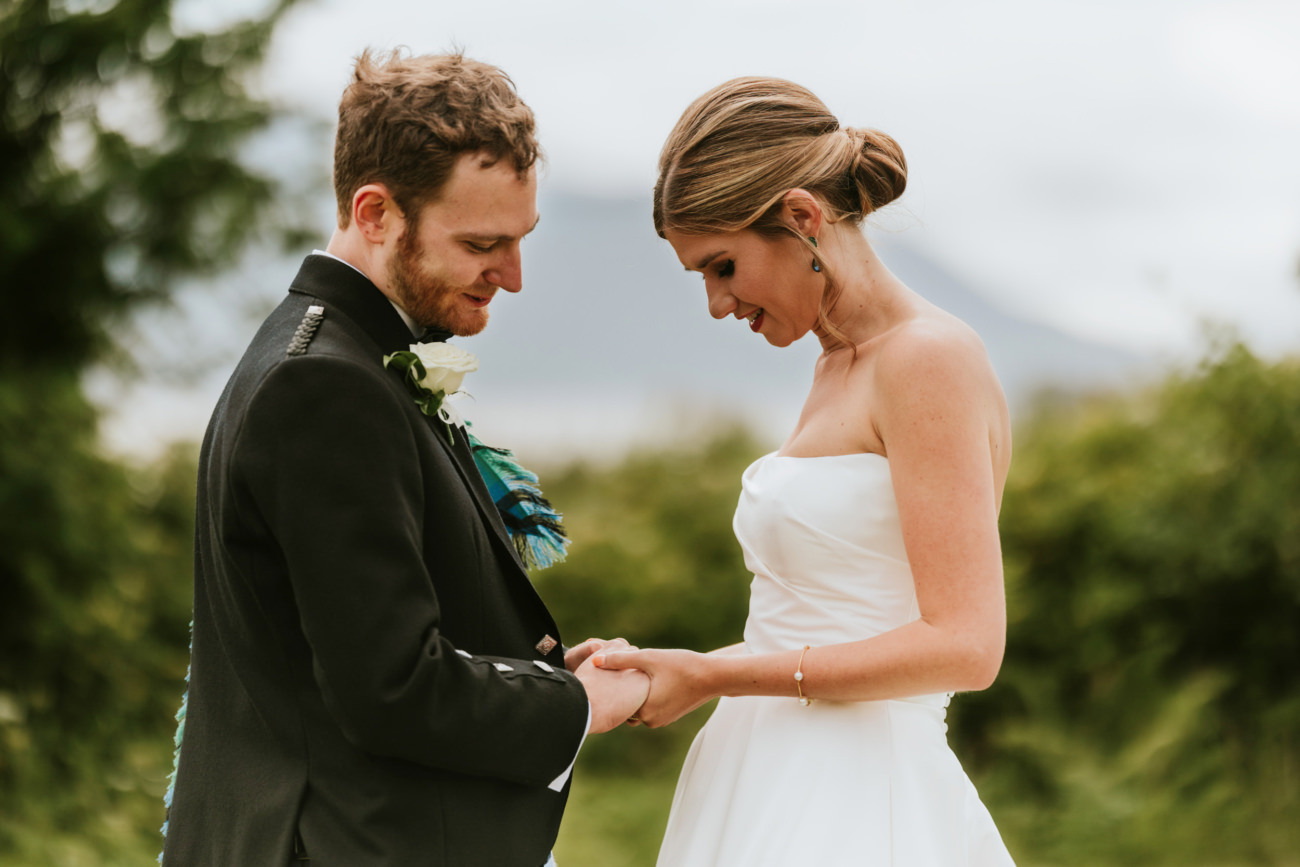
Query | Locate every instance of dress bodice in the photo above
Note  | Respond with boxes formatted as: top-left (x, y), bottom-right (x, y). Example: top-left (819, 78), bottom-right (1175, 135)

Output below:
top-left (657, 451), bottom-right (1016, 867)
top-left (736, 452), bottom-right (922, 655)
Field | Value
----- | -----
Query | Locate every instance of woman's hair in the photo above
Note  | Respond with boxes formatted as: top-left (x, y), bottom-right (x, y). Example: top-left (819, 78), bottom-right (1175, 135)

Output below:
top-left (653, 77), bottom-right (907, 348)
top-left (333, 48), bottom-right (539, 228)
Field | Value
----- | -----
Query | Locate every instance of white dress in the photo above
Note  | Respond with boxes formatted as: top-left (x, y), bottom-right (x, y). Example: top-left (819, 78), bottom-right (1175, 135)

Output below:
top-left (656, 453), bottom-right (1015, 867)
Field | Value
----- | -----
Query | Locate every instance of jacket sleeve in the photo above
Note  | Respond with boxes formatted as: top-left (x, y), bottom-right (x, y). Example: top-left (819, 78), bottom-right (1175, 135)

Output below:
top-left (230, 353), bottom-right (589, 788)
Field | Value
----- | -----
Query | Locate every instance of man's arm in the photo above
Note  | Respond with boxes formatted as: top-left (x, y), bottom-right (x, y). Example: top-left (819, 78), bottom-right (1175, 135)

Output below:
top-left (234, 354), bottom-right (590, 787)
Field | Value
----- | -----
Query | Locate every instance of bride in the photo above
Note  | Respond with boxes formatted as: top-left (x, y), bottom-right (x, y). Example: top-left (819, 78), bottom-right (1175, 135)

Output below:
top-left (594, 77), bottom-right (1017, 866)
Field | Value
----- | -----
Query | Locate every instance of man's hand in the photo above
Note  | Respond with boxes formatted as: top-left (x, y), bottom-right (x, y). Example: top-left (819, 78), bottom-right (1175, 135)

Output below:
top-left (574, 650), bottom-right (650, 734)
top-left (564, 637), bottom-right (630, 673)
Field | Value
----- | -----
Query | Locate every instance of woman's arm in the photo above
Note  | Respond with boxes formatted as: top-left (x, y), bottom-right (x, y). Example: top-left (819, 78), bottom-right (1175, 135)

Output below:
top-left (597, 322), bottom-right (1010, 727)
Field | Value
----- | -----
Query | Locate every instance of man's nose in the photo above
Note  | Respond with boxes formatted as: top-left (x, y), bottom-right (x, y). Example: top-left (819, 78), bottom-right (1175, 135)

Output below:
top-left (484, 249), bottom-right (522, 293)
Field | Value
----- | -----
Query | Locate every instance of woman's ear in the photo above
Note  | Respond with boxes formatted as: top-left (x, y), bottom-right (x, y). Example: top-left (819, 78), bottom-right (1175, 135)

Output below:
top-left (351, 183), bottom-right (404, 245)
top-left (779, 188), bottom-right (824, 239)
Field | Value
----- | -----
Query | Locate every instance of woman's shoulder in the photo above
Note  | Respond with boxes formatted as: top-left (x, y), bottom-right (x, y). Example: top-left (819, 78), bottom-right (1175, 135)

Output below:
top-left (872, 307), bottom-right (994, 385)
top-left (866, 306), bottom-right (1007, 434)
top-left (869, 307), bottom-right (1012, 491)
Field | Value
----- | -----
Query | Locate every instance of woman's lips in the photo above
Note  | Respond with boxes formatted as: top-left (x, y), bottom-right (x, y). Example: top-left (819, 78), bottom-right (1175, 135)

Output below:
top-left (749, 310), bottom-right (764, 332)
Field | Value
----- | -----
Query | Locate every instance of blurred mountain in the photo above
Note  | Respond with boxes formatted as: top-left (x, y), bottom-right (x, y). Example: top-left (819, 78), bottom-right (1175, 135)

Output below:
top-left (94, 191), bottom-right (1152, 460)
top-left (871, 238), bottom-right (1148, 403)
top-left (455, 191), bottom-right (1150, 453)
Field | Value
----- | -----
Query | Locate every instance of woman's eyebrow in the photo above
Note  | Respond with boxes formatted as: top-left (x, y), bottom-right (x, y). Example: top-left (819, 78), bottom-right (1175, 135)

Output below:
top-left (692, 250), bottom-right (726, 270)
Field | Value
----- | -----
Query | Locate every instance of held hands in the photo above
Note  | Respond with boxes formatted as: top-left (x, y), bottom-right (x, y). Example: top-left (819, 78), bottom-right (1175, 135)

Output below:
top-left (564, 637), bottom-right (617, 673)
top-left (593, 648), bottom-right (716, 729)
top-left (570, 638), bottom-right (651, 734)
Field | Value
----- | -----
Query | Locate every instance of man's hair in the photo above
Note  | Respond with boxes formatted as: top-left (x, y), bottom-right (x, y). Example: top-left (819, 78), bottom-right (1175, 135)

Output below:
top-left (333, 48), bottom-right (540, 226)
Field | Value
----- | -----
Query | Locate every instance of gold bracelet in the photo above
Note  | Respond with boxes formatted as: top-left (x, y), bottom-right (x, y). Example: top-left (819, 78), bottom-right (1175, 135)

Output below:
top-left (794, 645), bottom-right (812, 706)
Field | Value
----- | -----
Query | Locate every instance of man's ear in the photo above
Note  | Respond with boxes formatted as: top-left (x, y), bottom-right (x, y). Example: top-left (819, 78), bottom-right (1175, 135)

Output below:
top-left (779, 188), bottom-right (824, 239)
top-left (351, 183), bottom-right (404, 244)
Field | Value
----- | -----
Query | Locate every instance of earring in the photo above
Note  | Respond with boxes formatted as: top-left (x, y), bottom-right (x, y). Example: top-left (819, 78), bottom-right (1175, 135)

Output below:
top-left (808, 236), bottom-right (822, 271)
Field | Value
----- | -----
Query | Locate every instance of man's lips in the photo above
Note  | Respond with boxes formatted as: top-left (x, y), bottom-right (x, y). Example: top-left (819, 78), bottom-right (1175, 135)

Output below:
top-left (465, 292), bottom-right (494, 308)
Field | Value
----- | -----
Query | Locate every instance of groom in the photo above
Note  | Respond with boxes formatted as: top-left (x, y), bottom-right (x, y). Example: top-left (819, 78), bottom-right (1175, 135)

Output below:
top-left (160, 49), bottom-right (649, 866)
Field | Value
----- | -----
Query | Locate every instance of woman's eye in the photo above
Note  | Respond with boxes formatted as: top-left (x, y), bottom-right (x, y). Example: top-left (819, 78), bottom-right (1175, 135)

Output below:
top-left (717, 259), bottom-right (735, 278)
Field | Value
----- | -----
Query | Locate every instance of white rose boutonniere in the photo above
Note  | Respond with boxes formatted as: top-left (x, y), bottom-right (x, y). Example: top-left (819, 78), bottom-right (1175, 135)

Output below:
top-left (408, 342), bottom-right (478, 395)
top-left (383, 342), bottom-right (479, 442)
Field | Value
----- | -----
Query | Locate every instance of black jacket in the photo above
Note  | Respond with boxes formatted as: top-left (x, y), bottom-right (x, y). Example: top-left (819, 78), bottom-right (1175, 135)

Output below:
top-left (161, 255), bottom-right (588, 867)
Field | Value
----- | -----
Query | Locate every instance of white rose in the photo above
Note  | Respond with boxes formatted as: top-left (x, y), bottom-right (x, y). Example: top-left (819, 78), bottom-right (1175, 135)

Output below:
top-left (410, 342), bottom-right (478, 395)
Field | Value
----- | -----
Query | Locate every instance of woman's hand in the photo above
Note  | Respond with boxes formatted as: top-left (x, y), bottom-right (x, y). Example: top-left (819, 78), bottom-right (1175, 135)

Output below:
top-left (565, 637), bottom-right (632, 673)
top-left (593, 648), bottom-right (718, 728)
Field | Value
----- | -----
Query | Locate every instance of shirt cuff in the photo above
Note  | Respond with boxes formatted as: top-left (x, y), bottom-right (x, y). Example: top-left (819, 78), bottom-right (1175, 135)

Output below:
top-left (547, 702), bottom-right (591, 792)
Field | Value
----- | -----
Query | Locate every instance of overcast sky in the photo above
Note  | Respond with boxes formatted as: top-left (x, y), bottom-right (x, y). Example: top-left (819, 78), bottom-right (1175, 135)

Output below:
top-left (218, 0), bottom-right (1300, 356)
top-left (102, 0), bottom-right (1299, 459)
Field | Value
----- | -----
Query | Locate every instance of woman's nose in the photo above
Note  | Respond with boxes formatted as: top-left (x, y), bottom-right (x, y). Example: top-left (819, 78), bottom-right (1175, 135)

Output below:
top-left (705, 285), bottom-right (736, 320)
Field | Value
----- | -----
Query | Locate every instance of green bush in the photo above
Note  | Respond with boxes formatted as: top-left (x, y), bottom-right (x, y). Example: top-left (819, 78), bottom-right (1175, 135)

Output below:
top-left (0, 374), bottom-right (196, 865)
top-left (955, 342), bottom-right (1300, 865)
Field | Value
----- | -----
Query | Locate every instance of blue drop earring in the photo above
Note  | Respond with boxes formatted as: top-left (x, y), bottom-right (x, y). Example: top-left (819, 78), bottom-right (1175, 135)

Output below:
top-left (809, 236), bottom-right (821, 272)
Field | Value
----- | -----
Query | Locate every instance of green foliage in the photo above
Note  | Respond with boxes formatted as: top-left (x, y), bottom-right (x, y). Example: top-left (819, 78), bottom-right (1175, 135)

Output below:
top-left (555, 772), bottom-right (682, 867)
top-left (0, 0), bottom-right (301, 861)
top-left (0, 373), bottom-right (196, 864)
top-left (952, 342), bottom-right (1300, 865)
top-left (0, 0), bottom-right (301, 371)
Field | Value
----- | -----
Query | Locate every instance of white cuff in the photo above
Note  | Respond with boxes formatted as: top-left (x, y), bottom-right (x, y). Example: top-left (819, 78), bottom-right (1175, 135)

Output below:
top-left (547, 702), bottom-right (591, 791)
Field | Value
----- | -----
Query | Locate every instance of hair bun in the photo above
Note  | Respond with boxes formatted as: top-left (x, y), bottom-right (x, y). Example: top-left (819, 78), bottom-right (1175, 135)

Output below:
top-left (844, 126), bottom-right (908, 214)
top-left (654, 77), bottom-right (907, 236)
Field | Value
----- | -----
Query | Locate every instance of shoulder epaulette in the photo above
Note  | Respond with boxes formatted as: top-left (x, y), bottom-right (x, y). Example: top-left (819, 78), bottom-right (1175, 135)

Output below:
top-left (286, 305), bottom-right (325, 356)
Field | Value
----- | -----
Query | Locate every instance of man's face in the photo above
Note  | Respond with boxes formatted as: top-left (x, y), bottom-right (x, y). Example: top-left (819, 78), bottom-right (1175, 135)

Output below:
top-left (387, 152), bottom-right (539, 337)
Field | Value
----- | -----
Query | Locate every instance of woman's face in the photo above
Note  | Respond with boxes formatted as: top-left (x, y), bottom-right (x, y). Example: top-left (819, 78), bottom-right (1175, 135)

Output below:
top-left (665, 228), bottom-right (822, 348)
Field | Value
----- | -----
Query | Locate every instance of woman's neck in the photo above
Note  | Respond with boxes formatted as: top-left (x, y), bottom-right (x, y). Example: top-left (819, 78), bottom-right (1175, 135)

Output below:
top-left (813, 230), bottom-right (917, 353)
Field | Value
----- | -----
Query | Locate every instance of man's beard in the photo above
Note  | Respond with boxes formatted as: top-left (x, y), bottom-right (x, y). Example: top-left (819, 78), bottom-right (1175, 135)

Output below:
top-left (388, 227), bottom-right (490, 337)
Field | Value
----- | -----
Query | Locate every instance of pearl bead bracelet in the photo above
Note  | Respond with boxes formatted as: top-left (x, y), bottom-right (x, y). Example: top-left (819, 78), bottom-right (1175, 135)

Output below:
top-left (795, 645), bottom-right (812, 706)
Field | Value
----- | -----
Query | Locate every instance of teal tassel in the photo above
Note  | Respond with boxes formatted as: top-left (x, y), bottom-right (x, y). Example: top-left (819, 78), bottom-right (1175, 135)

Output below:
top-left (159, 622), bottom-right (192, 862)
top-left (468, 432), bottom-right (569, 570)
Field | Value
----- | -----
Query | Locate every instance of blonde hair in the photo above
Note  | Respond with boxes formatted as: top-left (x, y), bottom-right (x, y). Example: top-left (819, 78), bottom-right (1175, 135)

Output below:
top-left (654, 77), bottom-right (907, 348)
top-left (333, 48), bottom-right (539, 227)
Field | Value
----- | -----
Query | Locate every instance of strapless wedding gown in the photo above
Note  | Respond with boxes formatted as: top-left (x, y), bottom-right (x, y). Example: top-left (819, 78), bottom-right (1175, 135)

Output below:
top-left (656, 453), bottom-right (1015, 866)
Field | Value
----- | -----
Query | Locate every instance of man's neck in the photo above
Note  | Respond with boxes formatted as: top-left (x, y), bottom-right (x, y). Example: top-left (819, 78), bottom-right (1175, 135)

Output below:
top-left (324, 228), bottom-right (389, 299)
top-left (311, 246), bottom-right (421, 340)
top-left (387, 299), bottom-right (421, 339)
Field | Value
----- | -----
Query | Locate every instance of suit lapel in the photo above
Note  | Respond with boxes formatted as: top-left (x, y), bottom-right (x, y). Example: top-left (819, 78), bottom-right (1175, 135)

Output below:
top-left (286, 255), bottom-right (529, 576)
top-left (287, 254), bottom-right (416, 351)
top-left (424, 415), bottom-right (528, 573)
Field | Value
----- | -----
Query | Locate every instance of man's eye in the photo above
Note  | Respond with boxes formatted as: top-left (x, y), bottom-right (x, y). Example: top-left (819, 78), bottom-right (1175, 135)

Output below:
top-left (466, 242), bottom-right (495, 253)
